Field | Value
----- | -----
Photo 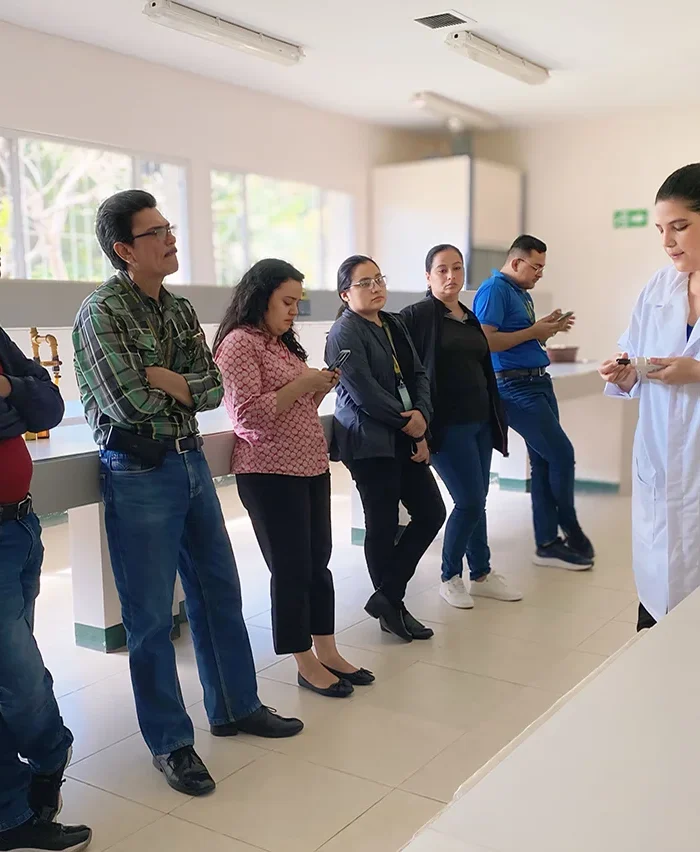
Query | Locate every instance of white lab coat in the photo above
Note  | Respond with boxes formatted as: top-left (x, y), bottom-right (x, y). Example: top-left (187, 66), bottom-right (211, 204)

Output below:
top-left (606, 265), bottom-right (700, 621)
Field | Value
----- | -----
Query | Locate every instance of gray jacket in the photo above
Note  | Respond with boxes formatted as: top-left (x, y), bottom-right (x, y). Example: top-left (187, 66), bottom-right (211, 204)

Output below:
top-left (324, 308), bottom-right (432, 461)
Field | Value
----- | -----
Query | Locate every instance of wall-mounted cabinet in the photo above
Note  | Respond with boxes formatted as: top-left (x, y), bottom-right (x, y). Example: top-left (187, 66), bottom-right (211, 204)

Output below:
top-left (372, 155), bottom-right (523, 290)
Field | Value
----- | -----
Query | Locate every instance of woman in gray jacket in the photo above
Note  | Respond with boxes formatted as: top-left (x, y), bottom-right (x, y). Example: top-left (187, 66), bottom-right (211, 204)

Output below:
top-left (325, 255), bottom-right (446, 642)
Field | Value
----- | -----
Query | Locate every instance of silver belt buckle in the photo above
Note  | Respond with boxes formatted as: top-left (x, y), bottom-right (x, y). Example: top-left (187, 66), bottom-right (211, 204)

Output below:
top-left (175, 437), bottom-right (189, 454)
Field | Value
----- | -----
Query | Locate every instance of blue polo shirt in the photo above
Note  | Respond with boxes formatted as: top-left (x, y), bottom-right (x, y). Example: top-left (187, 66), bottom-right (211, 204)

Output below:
top-left (473, 270), bottom-right (550, 372)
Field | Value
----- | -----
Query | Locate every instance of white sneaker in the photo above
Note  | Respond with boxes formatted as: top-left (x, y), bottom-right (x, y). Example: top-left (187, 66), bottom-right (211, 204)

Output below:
top-left (471, 572), bottom-right (523, 602)
top-left (439, 576), bottom-right (474, 609)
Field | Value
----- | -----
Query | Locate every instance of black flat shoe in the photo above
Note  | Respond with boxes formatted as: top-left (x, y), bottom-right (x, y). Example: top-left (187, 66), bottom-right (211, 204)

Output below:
top-left (153, 746), bottom-right (216, 796)
top-left (235, 706), bottom-right (304, 738)
top-left (322, 664), bottom-right (376, 686)
top-left (297, 672), bottom-right (354, 698)
top-left (402, 607), bottom-right (434, 640)
top-left (366, 591), bottom-right (413, 642)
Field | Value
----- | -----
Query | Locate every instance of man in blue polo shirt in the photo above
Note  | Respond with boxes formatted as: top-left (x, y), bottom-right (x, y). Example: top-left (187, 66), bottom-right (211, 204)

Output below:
top-left (473, 235), bottom-right (594, 570)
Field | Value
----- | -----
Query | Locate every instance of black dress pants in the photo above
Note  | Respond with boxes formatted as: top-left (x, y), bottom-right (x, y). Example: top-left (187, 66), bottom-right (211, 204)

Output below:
top-left (236, 472), bottom-right (334, 655)
top-left (347, 447), bottom-right (446, 606)
top-left (637, 602), bottom-right (657, 632)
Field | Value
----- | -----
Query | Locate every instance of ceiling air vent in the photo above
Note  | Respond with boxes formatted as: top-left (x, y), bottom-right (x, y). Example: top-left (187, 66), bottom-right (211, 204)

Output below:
top-left (414, 10), bottom-right (475, 30)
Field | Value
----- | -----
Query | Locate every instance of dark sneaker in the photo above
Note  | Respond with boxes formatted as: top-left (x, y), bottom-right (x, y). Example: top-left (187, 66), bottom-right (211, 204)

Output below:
top-left (28, 746), bottom-right (73, 822)
top-left (533, 538), bottom-right (593, 571)
top-left (564, 529), bottom-right (595, 562)
top-left (0, 817), bottom-right (92, 851)
top-left (152, 746), bottom-right (215, 796)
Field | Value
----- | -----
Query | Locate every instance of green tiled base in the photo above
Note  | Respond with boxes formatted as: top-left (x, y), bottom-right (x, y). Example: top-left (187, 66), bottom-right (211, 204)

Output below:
top-left (497, 477), bottom-right (619, 495)
top-left (75, 600), bottom-right (189, 653)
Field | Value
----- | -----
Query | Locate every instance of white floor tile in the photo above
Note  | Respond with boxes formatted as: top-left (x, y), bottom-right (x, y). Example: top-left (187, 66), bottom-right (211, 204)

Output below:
top-left (106, 816), bottom-right (262, 851)
top-left (173, 752), bottom-right (388, 852)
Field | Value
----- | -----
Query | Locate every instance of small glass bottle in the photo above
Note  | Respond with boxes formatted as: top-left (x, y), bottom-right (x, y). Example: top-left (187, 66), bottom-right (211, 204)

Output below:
top-left (629, 357), bottom-right (663, 376)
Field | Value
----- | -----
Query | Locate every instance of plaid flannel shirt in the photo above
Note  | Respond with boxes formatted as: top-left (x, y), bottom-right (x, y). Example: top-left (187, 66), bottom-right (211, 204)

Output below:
top-left (73, 271), bottom-right (223, 445)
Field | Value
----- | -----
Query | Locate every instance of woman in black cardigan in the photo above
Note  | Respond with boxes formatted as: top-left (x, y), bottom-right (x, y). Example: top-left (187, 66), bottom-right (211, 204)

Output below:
top-left (326, 255), bottom-right (446, 641)
top-left (401, 245), bottom-right (522, 610)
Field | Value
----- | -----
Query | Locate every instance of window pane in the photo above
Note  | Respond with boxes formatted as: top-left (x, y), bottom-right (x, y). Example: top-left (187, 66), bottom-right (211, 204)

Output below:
top-left (246, 175), bottom-right (321, 287)
top-left (139, 160), bottom-right (189, 284)
top-left (19, 138), bottom-right (131, 281)
top-left (0, 138), bottom-right (15, 278)
top-left (322, 190), bottom-right (355, 291)
top-left (211, 170), bottom-right (245, 287)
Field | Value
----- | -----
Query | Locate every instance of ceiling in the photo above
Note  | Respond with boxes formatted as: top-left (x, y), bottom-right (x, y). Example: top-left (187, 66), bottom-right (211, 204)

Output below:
top-left (2, 0), bottom-right (700, 128)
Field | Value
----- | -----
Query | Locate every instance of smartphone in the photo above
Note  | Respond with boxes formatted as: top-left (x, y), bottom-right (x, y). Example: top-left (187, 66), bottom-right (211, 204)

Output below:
top-left (327, 349), bottom-right (351, 371)
top-left (616, 358), bottom-right (631, 365)
top-left (559, 311), bottom-right (574, 321)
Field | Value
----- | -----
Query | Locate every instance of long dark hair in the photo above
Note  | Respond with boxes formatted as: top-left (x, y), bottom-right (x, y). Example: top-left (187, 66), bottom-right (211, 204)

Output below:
top-left (656, 164), bottom-right (700, 212)
top-left (213, 258), bottom-right (308, 361)
top-left (335, 254), bottom-right (375, 318)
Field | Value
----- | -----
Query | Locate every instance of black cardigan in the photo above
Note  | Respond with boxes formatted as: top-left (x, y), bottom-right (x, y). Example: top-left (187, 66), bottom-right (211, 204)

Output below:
top-left (400, 295), bottom-right (508, 456)
top-left (325, 308), bottom-right (432, 462)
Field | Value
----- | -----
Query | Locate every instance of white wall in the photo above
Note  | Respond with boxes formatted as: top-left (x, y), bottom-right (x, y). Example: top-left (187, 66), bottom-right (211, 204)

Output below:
top-left (474, 108), bottom-right (697, 359)
top-left (0, 22), bottom-right (448, 286)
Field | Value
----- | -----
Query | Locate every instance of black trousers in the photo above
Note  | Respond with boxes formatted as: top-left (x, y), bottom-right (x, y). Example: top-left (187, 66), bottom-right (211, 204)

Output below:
top-left (347, 447), bottom-right (446, 606)
top-left (637, 602), bottom-right (657, 632)
top-left (236, 472), bottom-right (335, 655)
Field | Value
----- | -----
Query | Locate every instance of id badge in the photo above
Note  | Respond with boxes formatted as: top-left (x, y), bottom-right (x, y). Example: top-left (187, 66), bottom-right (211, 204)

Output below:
top-left (397, 379), bottom-right (413, 412)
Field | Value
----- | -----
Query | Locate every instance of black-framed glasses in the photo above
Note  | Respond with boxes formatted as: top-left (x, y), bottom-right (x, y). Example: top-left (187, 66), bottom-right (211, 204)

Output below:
top-left (352, 274), bottom-right (388, 290)
top-left (132, 224), bottom-right (177, 242)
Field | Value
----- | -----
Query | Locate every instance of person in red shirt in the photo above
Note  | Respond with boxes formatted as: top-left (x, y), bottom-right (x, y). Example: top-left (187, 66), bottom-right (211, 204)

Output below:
top-left (0, 321), bottom-right (92, 852)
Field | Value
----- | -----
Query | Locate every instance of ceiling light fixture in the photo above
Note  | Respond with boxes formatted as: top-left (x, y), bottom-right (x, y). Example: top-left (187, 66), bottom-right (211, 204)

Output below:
top-left (411, 91), bottom-right (499, 131)
top-left (445, 30), bottom-right (549, 85)
top-left (143, 0), bottom-right (305, 66)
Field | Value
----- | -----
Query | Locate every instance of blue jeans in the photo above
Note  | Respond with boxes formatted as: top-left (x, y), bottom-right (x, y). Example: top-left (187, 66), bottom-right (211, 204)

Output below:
top-left (101, 449), bottom-right (261, 757)
top-left (0, 512), bottom-right (73, 833)
top-left (431, 422), bottom-right (493, 582)
top-left (497, 375), bottom-right (579, 547)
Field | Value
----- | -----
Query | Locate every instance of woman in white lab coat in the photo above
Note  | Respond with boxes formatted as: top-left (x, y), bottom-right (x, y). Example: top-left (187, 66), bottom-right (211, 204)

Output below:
top-left (600, 164), bottom-right (700, 630)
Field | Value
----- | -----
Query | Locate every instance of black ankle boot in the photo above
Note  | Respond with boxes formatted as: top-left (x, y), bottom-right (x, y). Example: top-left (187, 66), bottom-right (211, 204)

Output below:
top-left (402, 607), bottom-right (434, 640)
top-left (366, 591), bottom-right (412, 642)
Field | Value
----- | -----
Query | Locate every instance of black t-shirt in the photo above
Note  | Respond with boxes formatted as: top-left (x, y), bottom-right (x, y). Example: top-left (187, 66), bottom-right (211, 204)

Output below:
top-left (435, 314), bottom-right (490, 424)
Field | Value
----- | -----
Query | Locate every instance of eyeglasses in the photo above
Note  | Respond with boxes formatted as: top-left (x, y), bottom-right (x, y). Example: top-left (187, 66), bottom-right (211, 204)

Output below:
top-left (520, 259), bottom-right (544, 274)
top-left (351, 274), bottom-right (388, 290)
top-left (132, 224), bottom-right (177, 242)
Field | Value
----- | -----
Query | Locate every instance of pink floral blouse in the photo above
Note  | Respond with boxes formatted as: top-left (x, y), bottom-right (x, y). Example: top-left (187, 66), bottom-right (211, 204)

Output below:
top-left (215, 327), bottom-right (329, 477)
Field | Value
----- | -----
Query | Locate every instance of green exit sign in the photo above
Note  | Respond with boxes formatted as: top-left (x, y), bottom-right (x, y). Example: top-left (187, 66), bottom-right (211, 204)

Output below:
top-left (613, 209), bottom-right (649, 229)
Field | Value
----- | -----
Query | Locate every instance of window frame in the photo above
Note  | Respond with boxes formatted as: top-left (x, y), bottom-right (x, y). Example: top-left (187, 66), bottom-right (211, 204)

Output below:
top-left (210, 163), bottom-right (355, 289)
top-left (0, 125), bottom-right (192, 283)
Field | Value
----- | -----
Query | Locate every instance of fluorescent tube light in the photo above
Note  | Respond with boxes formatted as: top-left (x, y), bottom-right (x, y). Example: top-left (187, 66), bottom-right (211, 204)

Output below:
top-left (411, 91), bottom-right (499, 131)
top-left (143, 1), bottom-right (305, 66)
top-left (445, 30), bottom-right (549, 85)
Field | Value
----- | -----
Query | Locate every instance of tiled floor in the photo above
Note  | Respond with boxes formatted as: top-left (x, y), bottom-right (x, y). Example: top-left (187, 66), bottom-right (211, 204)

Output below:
top-left (34, 465), bottom-right (638, 852)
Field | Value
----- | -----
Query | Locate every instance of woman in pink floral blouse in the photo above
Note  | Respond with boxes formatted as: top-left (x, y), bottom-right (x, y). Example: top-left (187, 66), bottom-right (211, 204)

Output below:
top-left (214, 259), bottom-right (373, 698)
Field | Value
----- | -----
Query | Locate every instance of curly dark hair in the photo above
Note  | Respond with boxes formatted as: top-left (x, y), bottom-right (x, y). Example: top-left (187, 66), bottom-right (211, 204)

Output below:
top-left (213, 258), bottom-right (308, 361)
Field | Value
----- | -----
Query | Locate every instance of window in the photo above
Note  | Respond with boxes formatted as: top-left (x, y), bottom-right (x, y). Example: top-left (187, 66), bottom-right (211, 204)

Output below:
top-left (0, 129), bottom-right (189, 282)
top-left (211, 169), bottom-right (355, 289)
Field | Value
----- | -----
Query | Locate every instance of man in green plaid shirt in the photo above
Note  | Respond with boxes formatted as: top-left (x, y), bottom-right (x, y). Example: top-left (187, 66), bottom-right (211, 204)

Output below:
top-left (73, 191), bottom-right (303, 799)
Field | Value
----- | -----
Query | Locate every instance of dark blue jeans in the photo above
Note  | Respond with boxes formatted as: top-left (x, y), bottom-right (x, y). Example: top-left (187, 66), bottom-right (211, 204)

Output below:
top-left (497, 374), bottom-right (579, 547)
top-left (431, 421), bottom-right (493, 582)
top-left (101, 448), bottom-right (261, 757)
top-left (0, 512), bottom-right (73, 833)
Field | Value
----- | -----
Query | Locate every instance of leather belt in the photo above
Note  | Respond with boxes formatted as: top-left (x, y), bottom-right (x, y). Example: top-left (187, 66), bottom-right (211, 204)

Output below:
top-left (495, 367), bottom-right (549, 380)
top-left (0, 495), bottom-right (33, 524)
top-left (162, 435), bottom-right (204, 454)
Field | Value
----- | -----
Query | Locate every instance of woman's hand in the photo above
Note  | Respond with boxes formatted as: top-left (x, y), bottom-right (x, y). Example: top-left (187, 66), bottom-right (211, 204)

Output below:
top-left (599, 352), bottom-right (637, 393)
top-left (313, 370), bottom-right (340, 407)
top-left (400, 409), bottom-right (427, 439)
top-left (411, 438), bottom-right (430, 464)
top-left (648, 357), bottom-right (700, 385)
top-left (298, 367), bottom-right (337, 395)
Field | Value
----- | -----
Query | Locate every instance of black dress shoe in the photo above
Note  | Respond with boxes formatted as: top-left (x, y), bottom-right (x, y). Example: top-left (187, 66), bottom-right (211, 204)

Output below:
top-left (297, 672), bottom-right (354, 698)
top-left (236, 706), bottom-right (305, 738)
top-left (366, 591), bottom-right (412, 642)
top-left (0, 817), bottom-right (92, 852)
top-left (152, 746), bottom-right (215, 796)
top-left (322, 664), bottom-right (376, 686)
top-left (402, 607), bottom-right (434, 640)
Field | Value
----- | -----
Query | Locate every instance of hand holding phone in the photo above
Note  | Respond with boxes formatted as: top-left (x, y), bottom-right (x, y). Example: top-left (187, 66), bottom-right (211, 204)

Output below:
top-left (326, 349), bottom-right (351, 371)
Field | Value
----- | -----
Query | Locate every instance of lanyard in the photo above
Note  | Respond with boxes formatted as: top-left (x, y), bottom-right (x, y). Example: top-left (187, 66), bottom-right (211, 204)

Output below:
top-left (381, 320), bottom-right (413, 411)
top-left (514, 285), bottom-right (546, 352)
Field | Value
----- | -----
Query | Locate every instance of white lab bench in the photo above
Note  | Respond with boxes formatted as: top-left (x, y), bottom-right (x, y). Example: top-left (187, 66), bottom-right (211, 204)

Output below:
top-left (29, 399), bottom-right (336, 651)
top-left (403, 584), bottom-right (700, 852)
